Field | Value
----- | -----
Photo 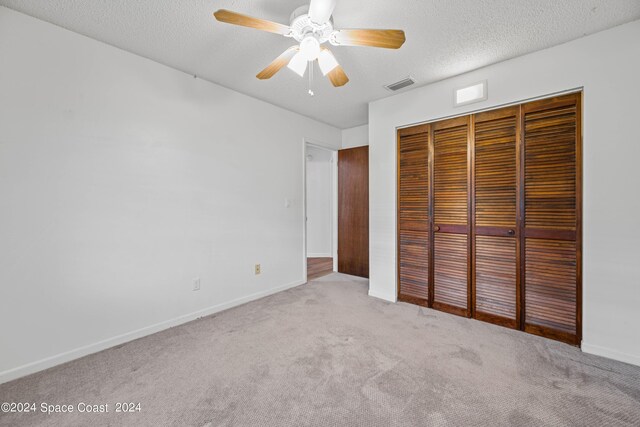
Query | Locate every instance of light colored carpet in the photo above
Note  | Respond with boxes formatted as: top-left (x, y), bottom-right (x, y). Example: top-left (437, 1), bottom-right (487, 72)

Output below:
top-left (1, 273), bottom-right (639, 426)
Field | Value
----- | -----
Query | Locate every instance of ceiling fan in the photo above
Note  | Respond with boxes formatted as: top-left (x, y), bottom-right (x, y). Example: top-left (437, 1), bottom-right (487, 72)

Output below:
top-left (213, 0), bottom-right (406, 89)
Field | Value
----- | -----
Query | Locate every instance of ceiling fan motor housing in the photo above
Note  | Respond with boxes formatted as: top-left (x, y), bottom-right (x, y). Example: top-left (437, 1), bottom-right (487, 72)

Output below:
top-left (289, 5), bottom-right (334, 44)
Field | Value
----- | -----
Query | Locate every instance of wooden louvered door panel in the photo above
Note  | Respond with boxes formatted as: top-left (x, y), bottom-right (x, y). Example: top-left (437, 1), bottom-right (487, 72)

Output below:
top-left (472, 107), bottom-right (521, 328)
top-left (397, 125), bottom-right (430, 305)
top-left (432, 117), bottom-right (471, 317)
top-left (523, 93), bottom-right (581, 345)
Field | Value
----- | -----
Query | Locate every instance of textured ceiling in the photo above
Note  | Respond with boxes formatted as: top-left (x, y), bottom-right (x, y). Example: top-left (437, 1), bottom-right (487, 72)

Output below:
top-left (2, 1), bottom-right (640, 128)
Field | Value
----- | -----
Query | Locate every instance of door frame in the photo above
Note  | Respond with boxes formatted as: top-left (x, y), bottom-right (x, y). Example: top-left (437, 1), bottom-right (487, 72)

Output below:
top-left (302, 139), bottom-right (339, 283)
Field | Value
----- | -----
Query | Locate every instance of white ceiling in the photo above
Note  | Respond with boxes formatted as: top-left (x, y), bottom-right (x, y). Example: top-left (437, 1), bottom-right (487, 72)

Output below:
top-left (2, 0), bottom-right (640, 129)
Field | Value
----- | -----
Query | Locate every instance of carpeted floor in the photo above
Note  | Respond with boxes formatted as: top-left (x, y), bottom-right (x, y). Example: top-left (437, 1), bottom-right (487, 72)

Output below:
top-left (1, 273), bottom-right (639, 427)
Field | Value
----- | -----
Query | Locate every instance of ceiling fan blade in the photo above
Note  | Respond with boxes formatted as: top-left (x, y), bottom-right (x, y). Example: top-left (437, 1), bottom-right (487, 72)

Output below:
top-left (327, 65), bottom-right (349, 87)
top-left (308, 0), bottom-right (337, 25)
top-left (213, 9), bottom-right (291, 36)
top-left (332, 29), bottom-right (406, 49)
top-left (256, 47), bottom-right (299, 80)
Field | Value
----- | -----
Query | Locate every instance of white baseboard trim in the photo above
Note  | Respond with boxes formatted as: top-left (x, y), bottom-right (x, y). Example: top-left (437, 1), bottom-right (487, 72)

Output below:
top-left (368, 289), bottom-right (397, 303)
top-left (307, 253), bottom-right (332, 258)
top-left (581, 342), bottom-right (640, 367)
top-left (0, 279), bottom-right (306, 385)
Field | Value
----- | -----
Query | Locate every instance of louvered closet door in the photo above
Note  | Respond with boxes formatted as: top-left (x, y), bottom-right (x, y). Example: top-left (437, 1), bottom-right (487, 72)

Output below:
top-left (473, 107), bottom-right (520, 329)
top-left (432, 117), bottom-right (471, 316)
top-left (397, 125), bottom-right (430, 305)
top-left (523, 93), bottom-right (581, 345)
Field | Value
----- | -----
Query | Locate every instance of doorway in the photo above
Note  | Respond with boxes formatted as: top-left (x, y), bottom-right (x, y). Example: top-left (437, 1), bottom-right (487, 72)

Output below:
top-left (304, 141), bottom-right (338, 281)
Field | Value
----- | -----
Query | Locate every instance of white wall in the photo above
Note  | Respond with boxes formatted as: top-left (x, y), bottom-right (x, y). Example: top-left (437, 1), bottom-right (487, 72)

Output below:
top-left (341, 124), bottom-right (369, 149)
top-left (369, 20), bottom-right (640, 366)
top-left (306, 146), bottom-right (333, 257)
top-left (0, 7), bottom-right (341, 383)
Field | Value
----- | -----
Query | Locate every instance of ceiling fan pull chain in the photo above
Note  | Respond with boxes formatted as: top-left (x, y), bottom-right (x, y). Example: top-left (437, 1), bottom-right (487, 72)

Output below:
top-left (308, 60), bottom-right (315, 97)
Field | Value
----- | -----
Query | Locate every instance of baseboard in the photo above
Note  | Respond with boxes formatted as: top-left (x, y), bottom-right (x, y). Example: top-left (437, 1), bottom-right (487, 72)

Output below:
top-left (581, 342), bottom-right (640, 367)
top-left (0, 279), bottom-right (306, 385)
top-left (368, 289), bottom-right (397, 303)
top-left (307, 253), bottom-right (332, 258)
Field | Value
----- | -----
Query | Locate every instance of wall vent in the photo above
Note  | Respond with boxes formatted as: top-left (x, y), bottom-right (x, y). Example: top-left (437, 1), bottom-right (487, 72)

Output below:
top-left (384, 76), bottom-right (415, 92)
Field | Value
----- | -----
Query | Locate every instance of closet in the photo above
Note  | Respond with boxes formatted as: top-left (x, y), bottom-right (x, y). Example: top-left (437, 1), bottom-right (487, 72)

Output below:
top-left (397, 92), bottom-right (581, 345)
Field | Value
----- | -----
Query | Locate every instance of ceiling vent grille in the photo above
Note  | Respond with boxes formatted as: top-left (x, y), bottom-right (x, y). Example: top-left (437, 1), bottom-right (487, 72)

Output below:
top-left (384, 76), bottom-right (415, 92)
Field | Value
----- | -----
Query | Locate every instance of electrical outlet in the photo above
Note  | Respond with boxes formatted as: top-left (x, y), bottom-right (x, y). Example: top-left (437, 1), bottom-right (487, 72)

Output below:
top-left (255, 264), bottom-right (261, 275)
top-left (192, 277), bottom-right (201, 291)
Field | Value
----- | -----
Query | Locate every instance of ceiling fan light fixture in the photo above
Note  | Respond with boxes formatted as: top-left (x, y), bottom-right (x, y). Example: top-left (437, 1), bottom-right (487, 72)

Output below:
top-left (299, 36), bottom-right (321, 61)
top-left (287, 51), bottom-right (308, 77)
top-left (318, 49), bottom-right (339, 75)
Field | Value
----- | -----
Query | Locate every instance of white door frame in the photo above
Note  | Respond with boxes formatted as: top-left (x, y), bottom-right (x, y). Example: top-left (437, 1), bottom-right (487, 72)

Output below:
top-left (302, 138), bottom-right (339, 282)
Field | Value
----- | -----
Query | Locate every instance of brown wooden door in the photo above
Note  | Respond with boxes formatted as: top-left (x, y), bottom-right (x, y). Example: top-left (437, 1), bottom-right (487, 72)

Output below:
top-left (522, 94), bottom-right (581, 344)
top-left (472, 106), bottom-right (521, 329)
top-left (397, 125), bottom-right (430, 305)
top-left (338, 146), bottom-right (369, 278)
top-left (431, 116), bottom-right (471, 317)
